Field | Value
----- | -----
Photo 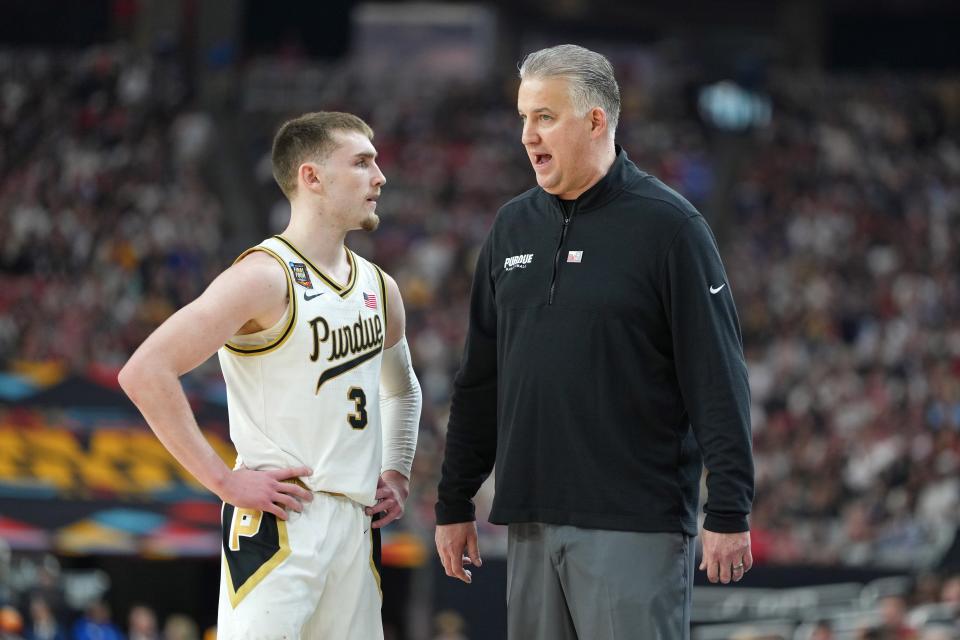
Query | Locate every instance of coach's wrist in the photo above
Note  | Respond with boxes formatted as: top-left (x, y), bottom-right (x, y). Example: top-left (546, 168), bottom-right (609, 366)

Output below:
top-left (703, 512), bottom-right (750, 533)
top-left (435, 500), bottom-right (476, 525)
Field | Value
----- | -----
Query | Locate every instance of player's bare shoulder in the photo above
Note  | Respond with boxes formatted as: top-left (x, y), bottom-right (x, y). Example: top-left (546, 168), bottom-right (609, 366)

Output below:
top-left (231, 250), bottom-right (288, 290)
top-left (213, 249), bottom-right (290, 334)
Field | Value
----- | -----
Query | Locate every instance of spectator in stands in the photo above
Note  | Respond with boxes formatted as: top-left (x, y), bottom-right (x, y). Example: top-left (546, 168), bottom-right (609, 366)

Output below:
top-left (23, 560), bottom-right (65, 633)
top-left (22, 597), bottom-right (64, 640)
top-left (878, 595), bottom-right (919, 639)
top-left (431, 610), bottom-right (468, 640)
top-left (811, 620), bottom-right (836, 640)
top-left (940, 575), bottom-right (960, 616)
top-left (0, 542), bottom-right (10, 609)
top-left (729, 631), bottom-right (784, 640)
top-left (71, 600), bottom-right (122, 640)
top-left (127, 604), bottom-right (159, 640)
top-left (912, 574), bottom-right (945, 609)
top-left (161, 614), bottom-right (198, 640)
top-left (0, 605), bottom-right (25, 640)
top-left (918, 626), bottom-right (956, 640)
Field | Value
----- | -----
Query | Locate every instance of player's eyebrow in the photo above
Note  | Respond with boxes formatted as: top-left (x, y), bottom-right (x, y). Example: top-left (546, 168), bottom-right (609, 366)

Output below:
top-left (354, 151), bottom-right (377, 160)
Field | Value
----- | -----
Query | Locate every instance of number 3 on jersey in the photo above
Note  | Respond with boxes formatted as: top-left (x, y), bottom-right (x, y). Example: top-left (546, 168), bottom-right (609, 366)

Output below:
top-left (347, 387), bottom-right (368, 430)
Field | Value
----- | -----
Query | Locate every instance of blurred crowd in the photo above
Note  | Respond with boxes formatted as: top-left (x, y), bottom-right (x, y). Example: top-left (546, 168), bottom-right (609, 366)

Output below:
top-left (0, 598), bottom-right (207, 640)
top-left (722, 572), bottom-right (960, 639)
top-left (1, 43), bottom-right (959, 585)
top-left (704, 572), bottom-right (960, 639)
top-left (736, 76), bottom-right (960, 568)
top-left (0, 46), bottom-right (221, 372)
top-left (2, 548), bottom-right (959, 640)
top-left (0, 549), bottom-right (211, 640)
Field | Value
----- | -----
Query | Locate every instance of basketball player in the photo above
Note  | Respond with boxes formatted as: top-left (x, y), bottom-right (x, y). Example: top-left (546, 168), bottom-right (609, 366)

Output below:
top-left (119, 112), bottom-right (421, 639)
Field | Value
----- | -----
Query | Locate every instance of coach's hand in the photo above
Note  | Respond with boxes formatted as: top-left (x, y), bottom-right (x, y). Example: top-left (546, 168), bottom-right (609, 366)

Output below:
top-left (699, 529), bottom-right (752, 584)
top-left (216, 466), bottom-right (314, 521)
top-left (435, 522), bottom-right (481, 584)
top-left (366, 470), bottom-right (409, 528)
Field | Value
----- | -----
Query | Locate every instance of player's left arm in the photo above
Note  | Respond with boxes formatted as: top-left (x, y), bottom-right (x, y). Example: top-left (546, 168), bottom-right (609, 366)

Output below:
top-left (365, 271), bottom-right (421, 528)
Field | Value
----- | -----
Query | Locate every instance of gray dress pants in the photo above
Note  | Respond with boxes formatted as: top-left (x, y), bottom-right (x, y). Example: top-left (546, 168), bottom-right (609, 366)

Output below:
top-left (506, 523), bottom-right (694, 640)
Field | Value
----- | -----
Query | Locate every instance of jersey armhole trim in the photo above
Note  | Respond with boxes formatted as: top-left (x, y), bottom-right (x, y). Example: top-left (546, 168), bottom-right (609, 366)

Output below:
top-left (224, 247), bottom-right (298, 356)
top-left (373, 263), bottom-right (388, 342)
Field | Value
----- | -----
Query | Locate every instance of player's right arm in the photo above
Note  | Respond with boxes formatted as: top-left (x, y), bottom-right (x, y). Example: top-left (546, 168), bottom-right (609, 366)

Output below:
top-left (118, 252), bottom-right (313, 520)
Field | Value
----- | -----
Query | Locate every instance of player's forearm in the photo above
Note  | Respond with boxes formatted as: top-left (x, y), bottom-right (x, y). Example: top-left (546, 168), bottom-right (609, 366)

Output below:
top-left (118, 363), bottom-right (230, 496)
top-left (380, 392), bottom-right (420, 476)
top-left (379, 337), bottom-right (421, 477)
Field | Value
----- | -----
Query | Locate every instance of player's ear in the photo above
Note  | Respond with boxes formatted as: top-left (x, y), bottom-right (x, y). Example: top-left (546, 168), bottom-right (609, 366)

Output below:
top-left (299, 162), bottom-right (325, 196)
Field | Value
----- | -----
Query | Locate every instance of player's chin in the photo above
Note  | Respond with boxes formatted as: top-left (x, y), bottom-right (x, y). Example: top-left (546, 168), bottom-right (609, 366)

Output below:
top-left (360, 213), bottom-right (380, 232)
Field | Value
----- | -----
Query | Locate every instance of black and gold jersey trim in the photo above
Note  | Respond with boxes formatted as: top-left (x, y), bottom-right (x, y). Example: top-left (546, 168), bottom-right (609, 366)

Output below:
top-left (223, 247), bottom-right (297, 356)
top-left (273, 235), bottom-right (358, 298)
top-left (373, 264), bottom-right (388, 341)
top-left (370, 527), bottom-right (382, 599)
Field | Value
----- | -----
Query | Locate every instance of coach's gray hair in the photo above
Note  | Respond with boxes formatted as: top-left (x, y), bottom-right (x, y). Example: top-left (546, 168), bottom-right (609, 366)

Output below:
top-left (519, 44), bottom-right (621, 136)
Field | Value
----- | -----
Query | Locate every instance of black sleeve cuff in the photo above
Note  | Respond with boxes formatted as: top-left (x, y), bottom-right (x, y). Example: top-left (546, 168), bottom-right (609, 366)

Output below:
top-left (435, 500), bottom-right (476, 525)
top-left (703, 512), bottom-right (750, 533)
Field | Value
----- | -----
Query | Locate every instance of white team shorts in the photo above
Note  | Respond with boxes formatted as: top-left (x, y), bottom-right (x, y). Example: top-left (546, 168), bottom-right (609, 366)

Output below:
top-left (216, 491), bottom-right (383, 639)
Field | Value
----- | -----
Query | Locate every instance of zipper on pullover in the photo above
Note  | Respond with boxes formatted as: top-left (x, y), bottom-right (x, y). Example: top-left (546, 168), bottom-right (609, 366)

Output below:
top-left (548, 201), bottom-right (575, 305)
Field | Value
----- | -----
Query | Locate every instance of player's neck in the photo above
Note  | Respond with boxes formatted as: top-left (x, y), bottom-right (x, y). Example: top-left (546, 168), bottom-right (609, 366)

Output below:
top-left (280, 213), bottom-right (351, 281)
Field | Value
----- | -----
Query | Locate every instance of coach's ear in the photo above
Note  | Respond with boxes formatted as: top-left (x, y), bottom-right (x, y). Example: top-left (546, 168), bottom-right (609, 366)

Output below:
top-left (298, 162), bottom-right (325, 197)
top-left (589, 106), bottom-right (608, 139)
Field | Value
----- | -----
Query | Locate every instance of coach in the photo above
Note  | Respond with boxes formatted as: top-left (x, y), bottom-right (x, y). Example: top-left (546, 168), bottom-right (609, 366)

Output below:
top-left (435, 44), bottom-right (755, 639)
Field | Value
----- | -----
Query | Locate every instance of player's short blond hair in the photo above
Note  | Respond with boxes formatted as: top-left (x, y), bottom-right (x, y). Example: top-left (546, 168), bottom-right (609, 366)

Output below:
top-left (271, 111), bottom-right (374, 199)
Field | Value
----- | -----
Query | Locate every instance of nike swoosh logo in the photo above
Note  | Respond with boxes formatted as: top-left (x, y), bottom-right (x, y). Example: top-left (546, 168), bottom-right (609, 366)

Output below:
top-left (304, 291), bottom-right (325, 301)
top-left (709, 284), bottom-right (726, 294)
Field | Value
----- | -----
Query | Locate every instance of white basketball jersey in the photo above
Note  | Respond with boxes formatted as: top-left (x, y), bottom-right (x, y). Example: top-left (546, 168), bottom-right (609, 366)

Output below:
top-left (218, 235), bottom-right (388, 507)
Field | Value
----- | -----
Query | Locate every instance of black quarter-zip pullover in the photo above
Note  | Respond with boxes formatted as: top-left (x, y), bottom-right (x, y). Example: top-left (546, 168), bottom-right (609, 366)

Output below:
top-left (436, 147), bottom-right (754, 535)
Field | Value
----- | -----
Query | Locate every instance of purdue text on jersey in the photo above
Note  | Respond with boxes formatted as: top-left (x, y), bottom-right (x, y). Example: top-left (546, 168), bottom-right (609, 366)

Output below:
top-left (309, 313), bottom-right (384, 392)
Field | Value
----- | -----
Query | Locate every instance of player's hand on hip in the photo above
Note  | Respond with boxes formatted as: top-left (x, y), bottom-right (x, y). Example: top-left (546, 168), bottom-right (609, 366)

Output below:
top-left (217, 466), bottom-right (314, 521)
top-left (435, 522), bottom-right (481, 584)
top-left (366, 470), bottom-right (409, 528)
top-left (699, 529), bottom-right (752, 584)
